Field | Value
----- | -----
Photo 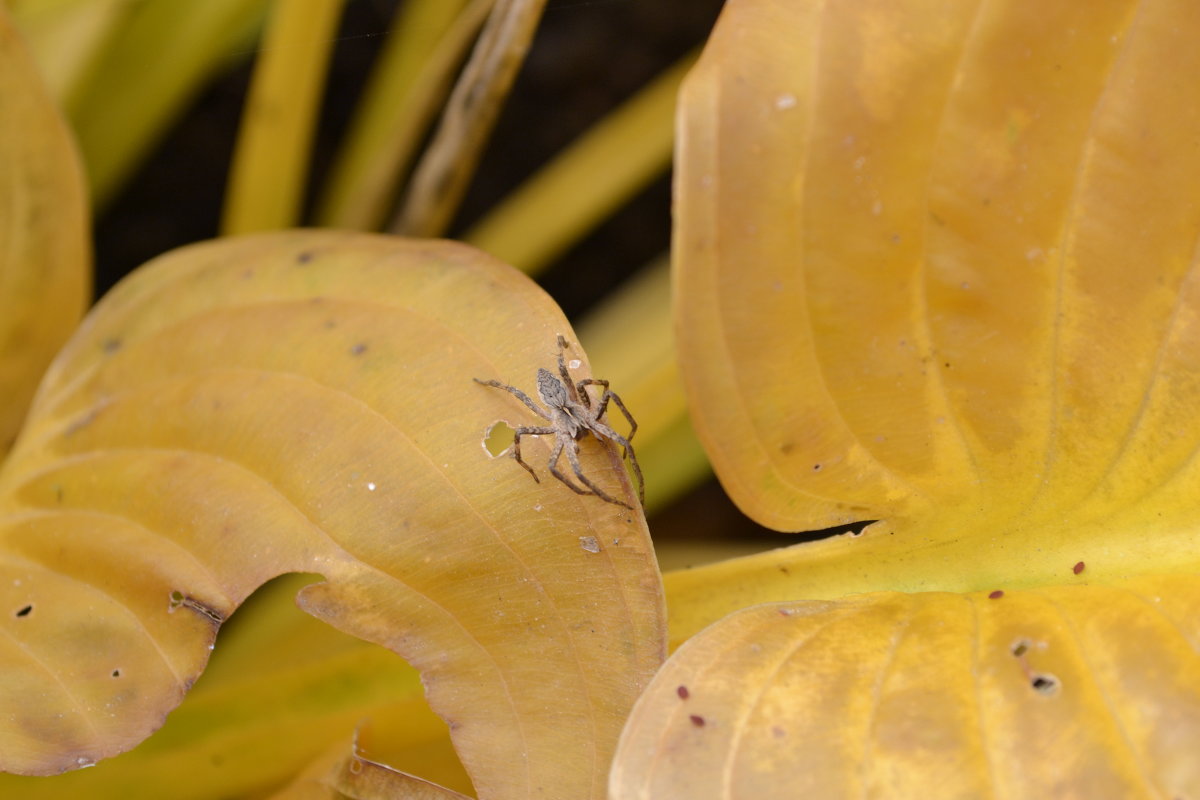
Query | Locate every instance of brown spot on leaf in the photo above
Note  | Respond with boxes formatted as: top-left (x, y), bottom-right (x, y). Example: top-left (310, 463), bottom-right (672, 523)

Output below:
top-left (989, 590), bottom-right (1004, 599)
top-left (1031, 674), bottom-right (1059, 695)
top-left (689, 714), bottom-right (705, 727)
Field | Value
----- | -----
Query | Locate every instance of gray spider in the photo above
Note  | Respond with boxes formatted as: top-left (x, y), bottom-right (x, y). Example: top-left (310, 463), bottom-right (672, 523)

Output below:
top-left (474, 335), bottom-right (644, 509)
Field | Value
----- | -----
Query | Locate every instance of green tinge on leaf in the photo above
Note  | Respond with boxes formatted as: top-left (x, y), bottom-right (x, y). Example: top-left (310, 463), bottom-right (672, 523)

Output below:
top-left (576, 258), bottom-right (711, 514)
top-left (464, 52), bottom-right (694, 276)
top-left (0, 231), bottom-right (664, 800)
top-left (0, 574), bottom-right (452, 799)
top-left (659, 0), bottom-right (1200, 792)
top-left (220, 0), bottom-right (346, 235)
top-left (65, 0), bottom-right (270, 208)
top-left (316, 0), bottom-right (483, 231)
top-left (271, 723), bottom-right (473, 800)
top-left (7, 0), bottom-right (127, 105)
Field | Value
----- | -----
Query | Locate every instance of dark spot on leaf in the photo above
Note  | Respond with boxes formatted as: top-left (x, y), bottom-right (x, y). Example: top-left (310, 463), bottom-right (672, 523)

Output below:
top-left (689, 714), bottom-right (706, 727)
top-left (102, 338), bottom-right (122, 354)
top-left (350, 342), bottom-right (368, 355)
top-left (676, 685), bottom-right (689, 700)
top-left (1073, 561), bottom-right (1085, 575)
top-left (296, 250), bottom-right (314, 264)
top-left (812, 463), bottom-right (822, 471)
top-left (1031, 674), bottom-right (1058, 695)
top-left (944, 362), bottom-right (951, 368)
top-left (111, 669), bottom-right (121, 678)
top-left (1011, 639), bottom-right (1029, 657)
top-left (779, 441), bottom-right (794, 454)
top-left (989, 590), bottom-right (1004, 599)
top-left (15, 605), bottom-right (32, 618)
top-left (772, 726), bottom-right (786, 738)
top-left (778, 564), bottom-right (790, 575)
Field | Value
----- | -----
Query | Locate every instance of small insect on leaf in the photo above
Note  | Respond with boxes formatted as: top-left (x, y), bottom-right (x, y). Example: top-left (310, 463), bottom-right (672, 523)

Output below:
top-left (474, 336), bottom-right (644, 508)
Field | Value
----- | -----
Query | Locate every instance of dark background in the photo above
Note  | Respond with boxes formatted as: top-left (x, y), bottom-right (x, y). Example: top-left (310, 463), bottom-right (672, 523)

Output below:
top-left (92, 0), bottom-right (824, 557)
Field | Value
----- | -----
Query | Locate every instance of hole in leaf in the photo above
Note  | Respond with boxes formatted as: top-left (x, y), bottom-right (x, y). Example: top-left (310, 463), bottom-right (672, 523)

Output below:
top-left (14, 604), bottom-right (32, 618)
top-left (168, 590), bottom-right (185, 611)
top-left (1011, 639), bottom-right (1030, 657)
top-left (482, 421), bottom-right (517, 457)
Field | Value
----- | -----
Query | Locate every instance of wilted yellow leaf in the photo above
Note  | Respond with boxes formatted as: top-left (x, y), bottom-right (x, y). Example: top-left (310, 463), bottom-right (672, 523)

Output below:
top-left (628, 0), bottom-right (1200, 795)
top-left (0, 7), bottom-right (89, 456)
top-left (0, 231), bottom-right (664, 800)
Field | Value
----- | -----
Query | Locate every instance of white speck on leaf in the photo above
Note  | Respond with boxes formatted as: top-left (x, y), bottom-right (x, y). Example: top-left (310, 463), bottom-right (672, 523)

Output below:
top-left (579, 536), bottom-right (601, 553)
top-left (774, 93), bottom-right (797, 110)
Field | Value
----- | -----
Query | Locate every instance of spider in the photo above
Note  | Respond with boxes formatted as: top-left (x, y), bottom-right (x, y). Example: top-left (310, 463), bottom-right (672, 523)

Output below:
top-left (474, 335), bottom-right (644, 509)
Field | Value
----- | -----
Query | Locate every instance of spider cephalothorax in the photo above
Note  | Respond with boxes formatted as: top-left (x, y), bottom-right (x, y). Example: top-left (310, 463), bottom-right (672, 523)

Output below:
top-left (475, 336), bottom-right (644, 509)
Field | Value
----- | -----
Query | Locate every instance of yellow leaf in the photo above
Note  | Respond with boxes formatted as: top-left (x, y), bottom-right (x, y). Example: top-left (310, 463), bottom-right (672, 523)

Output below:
top-left (0, 231), bottom-right (664, 800)
top-left (645, 0), bottom-right (1200, 793)
top-left (271, 723), bottom-right (472, 800)
top-left (0, 6), bottom-right (89, 457)
top-left (0, 574), bottom-right (469, 799)
top-left (615, 583), bottom-right (1200, 798)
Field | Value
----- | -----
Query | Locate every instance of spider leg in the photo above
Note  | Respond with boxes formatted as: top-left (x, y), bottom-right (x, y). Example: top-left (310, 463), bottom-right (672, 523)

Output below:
top-left (575, 378), bottom-right (606, 414)
top-left (562, 437), bottom-right (632, 509)
top-left (582, 421), bottom-right (645, 507)
top-left (474, 378), bottom-right (552, 421)
top-left (546, 436), bottom-right (593, 497)
top-left (511, 425), bottom-right (556, 483)
top-left (592, 386), bottom-right (638, 443)
top-left (555, 335), bottom-right (586, 407)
